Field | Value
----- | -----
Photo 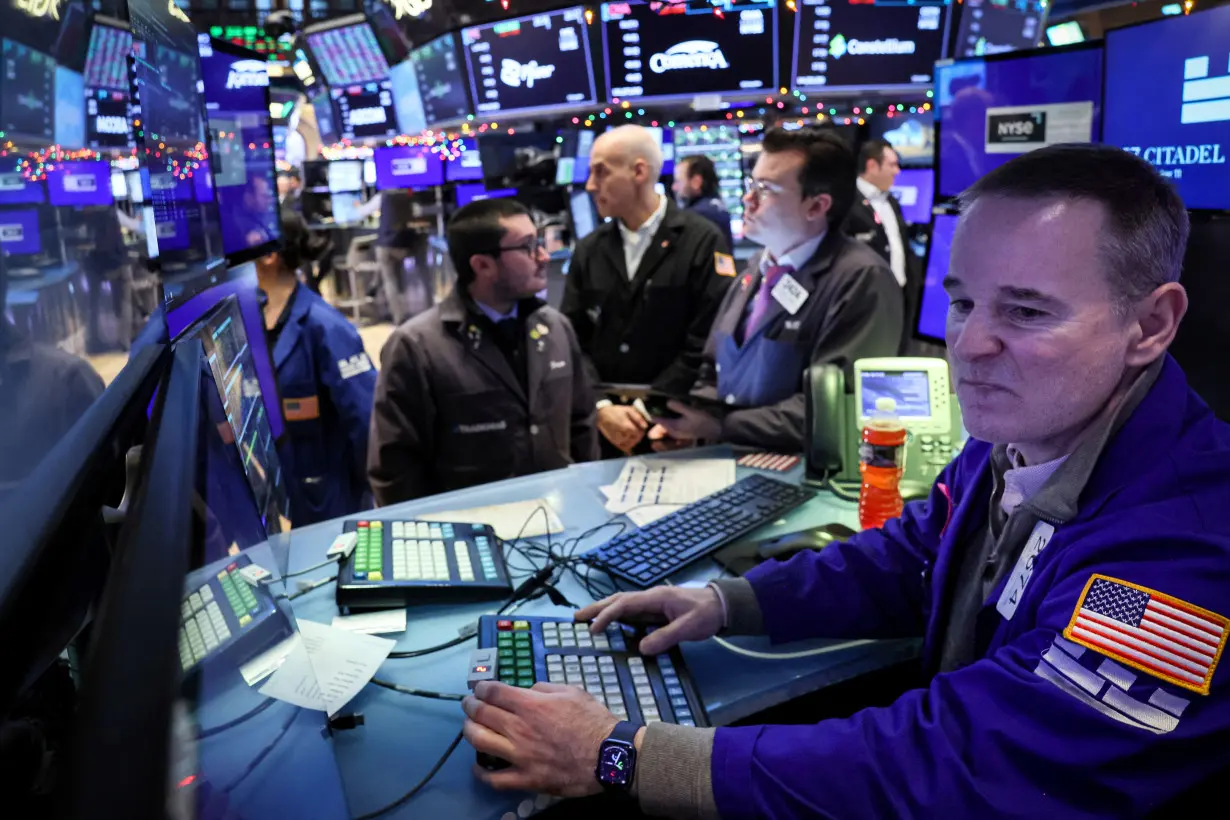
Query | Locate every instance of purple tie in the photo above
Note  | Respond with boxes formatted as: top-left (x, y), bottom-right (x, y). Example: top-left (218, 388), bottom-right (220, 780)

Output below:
top-left (745, 265), bottom-right (794, 341)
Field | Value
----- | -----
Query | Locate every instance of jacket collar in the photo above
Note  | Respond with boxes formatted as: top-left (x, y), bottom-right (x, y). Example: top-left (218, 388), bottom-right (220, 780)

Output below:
top-left (439, 287), bottom-right (545, 325)
top-left (272, 282), bottom-right (313, 370)
top-left (600, 198), bottom-right (690, 286)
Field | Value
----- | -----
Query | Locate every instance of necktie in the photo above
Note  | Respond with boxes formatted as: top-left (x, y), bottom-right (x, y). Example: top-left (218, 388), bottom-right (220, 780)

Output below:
top-left (744, 265), bottom-right (794, 341)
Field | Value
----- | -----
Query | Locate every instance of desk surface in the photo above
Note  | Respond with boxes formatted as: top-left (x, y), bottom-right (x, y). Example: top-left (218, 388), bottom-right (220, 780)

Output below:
top-left (206, 450), bottom-right (916, 819)
top-left (5, 262), bottom-right (81, 299)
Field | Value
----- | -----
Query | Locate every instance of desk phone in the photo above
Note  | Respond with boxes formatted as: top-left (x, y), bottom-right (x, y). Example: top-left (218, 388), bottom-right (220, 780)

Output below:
top-left (178, 554), bottom-right (285, 675)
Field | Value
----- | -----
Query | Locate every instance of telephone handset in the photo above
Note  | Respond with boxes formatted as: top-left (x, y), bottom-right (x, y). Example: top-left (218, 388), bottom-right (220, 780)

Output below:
top-left (803, 363), bottom-right (846, 478)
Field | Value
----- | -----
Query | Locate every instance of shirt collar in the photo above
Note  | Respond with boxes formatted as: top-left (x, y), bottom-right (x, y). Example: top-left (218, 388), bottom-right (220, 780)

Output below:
top-left (474, 300), bottom-right (518, 323)
top-left (618, 194), bottom-right (668, 240)
top-left (761, 231), bottom-right (826, 274)
top-left (857, 176), bottom-right (887, 201)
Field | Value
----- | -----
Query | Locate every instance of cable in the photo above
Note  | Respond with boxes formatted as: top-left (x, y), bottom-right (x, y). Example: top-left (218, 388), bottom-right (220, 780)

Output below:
top-left (197, 698), bottom-right (275, 739)
top-left (274, 574), bottom-right (336, 602)
top-left (712, 636), bottom-right (875, 660)
top-left (826, 480), bottom-right (861, 503)
top-left (222, 706), bottom-right (298, 794)
top-left (387, 632), bottom-right (474, 659)
top-left (278, 556), bottom-right (340, 579)
top-left (368, 679), bottom-right (466, 701)
top-left (352, 729), bottom-right (465, 820)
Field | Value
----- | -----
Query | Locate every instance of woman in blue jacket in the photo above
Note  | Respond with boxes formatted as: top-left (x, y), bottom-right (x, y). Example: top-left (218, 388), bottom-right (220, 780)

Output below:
top-left (260, 213), bottom-right (377, 525)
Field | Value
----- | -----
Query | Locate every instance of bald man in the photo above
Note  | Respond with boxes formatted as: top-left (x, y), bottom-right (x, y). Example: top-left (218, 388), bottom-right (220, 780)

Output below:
top-left (562, 125), bottom-right (734, 455)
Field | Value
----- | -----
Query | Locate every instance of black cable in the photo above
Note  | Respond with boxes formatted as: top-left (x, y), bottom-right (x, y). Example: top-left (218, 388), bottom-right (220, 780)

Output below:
top-left (387, 632), bottom-right (474, 659)
top-left (368, 679), bottom-right (465, 701)
top-left (352, 729), bottom-right (465, 820)
top-left (279, 555), bottom-right (340, 579)
top-left (221, 706), bottom-right (298, 794)
top-left (197, 698), bottom-right (275, 739)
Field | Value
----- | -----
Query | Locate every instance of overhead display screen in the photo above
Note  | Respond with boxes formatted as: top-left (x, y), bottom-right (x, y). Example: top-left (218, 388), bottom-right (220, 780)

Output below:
top-left (306, 20), bottom-right (392, 87)
top-left (792, 0), bottom-right (951, 91)
top-left (601, 0), bottom-right (778, 102)
top-left (1, 39), bottom-right (55, 145)
top-left (332, 82), bottom-right (397, 140)
top-left (953, 0), bottom-right (1047, 58)
top-left (461, 6), bottom-right (597, 117)
top-left (410, 34), bottom-right (470, 126)
top-left (374, 145), bottom-right (445, 190)
top-left (84, 20), bottom-right (132, 91)
top-left (1103, 6), bottom-right (1230, 211)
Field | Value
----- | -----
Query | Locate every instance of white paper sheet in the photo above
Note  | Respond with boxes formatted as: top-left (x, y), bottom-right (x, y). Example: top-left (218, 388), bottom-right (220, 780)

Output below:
top-left (604, 458), bottom-right (736, 515)
top-left (258, 620), bottom-right (395, 716)
top-left (331, 608), bottom-right (407, 635)
top-left (416, 499), bottom-right (565, 540)
top-left (624, 505), bottom-right (680, 528)
top-left (239, 634), bottom-right (299, 686)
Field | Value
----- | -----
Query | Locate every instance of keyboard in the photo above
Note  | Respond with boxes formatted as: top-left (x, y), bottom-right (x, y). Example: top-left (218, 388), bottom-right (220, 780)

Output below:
top-left (475, 615), bottom-right (708, 727)
top-left (335, 519), bottom-right (514, 611)
top-left (586, 474), bottom-right (814, 588)
top-left (178, 555), bottom-right (284, 674)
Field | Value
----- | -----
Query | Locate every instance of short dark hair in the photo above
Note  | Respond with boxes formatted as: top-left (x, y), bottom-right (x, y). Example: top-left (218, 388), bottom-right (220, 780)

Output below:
top-left (858, 139), bottom-right (894, 174)
top-left (446, 197), bottom-right (531, 287)
top-left (958, 143), bottom-right (1190, 314)
top-left (278, 211), bottom-right (323, 271)
top-left (283, 169), bottom-right (301, 183)
top-left (760, 126), bottom-right (858, 228)
top-left (680, 155), bottom-right (720, 199)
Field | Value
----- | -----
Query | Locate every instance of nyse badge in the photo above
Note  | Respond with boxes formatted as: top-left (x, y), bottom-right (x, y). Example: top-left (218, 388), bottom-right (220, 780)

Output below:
top-left (530, 323), bottom-right (550, 340)
top-left (466, 324), bottom-right (483, 349)
top-left (714, 252), bottom-right (737, 277)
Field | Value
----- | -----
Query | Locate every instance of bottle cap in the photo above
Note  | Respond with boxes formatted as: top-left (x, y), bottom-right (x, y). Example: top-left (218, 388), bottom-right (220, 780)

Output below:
top-left (875, 397), bottom-right (897, 413)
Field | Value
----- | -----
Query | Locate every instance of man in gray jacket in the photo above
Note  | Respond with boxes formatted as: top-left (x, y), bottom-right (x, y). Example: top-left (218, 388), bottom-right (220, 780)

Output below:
top-left (368, 198), bottom-right (599, 504)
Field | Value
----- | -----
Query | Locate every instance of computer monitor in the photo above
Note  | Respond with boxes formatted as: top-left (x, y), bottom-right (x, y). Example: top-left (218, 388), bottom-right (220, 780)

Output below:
top-left (455, 185), bottom-right (516, 208)
top-left (1102, 5), bottom-right (1230, 212)
top-left (600, 0), bottom-right (778, 103)
top-left (869, 110), bottom-right (934, 167)
top-left (389, 58), bottom-right (427, 136)
top-left (890, 168), bottom-right (935, 224)
top-left (331, 83), bottom-right (398, 142)
top-left (303, 159), bottom-right (329, 191)
top-left (915, 212), bottom-right (956, 344)
top-left (373, 145), bottom-right (444, 190)
top-left (461, 6), bottom-right (597, 118)
top-left (1045, 20), bottom-right (1084, 46)
top-left (570, 190), bottom-right (597, 241)
top-left (953, 0), bottom-right (1047, 58)
top-left (125, 169), bottom-right (145, 203)
top-left (110, 168), bottom-right (128, 200)
top-left (330, 191), bottom-right (365, 224)
top-left (791, 0), bottom-right (952, 93)
top-left (304, 16), bottom-right (393, 87)
top-left (0, 39), bottom-right (55, 146)
top-left (199, 37), bottom-right (280, 262)
top-left (0, 342), bottom-right (168, 718)
top-left (935, 43), bottom-right (1103, 199)
top-left (54, 66), bottom-right (86, 149)
top-left (311, 92), bottom-right (338, 145)
top-left (446, 137), bottom-right (485, 183)
top-left (391, 33), bottom-right (470, 132)
top-left (46, 160), bottom-right (114, 207)
top-left (84, 15), bottom-right (134, 151)
top-left (573, 128), bottom-right (595, 184)
top-left (327, 159), bottom-right (365, 193)
top-left (478, 131), bottom-right (560, 188)
top-left (0, 209), bottom-right (42, 255)
top-left (0, 173), bottom-right (46, 205)
top-left (674, 122), bottom-right (745, 239)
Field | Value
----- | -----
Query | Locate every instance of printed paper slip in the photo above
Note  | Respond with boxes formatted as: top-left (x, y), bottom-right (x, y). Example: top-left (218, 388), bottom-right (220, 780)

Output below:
top-left (604, 458), bottom-right (736, 514)
top-left (258, 620), bottom-right (395, 716)
top-left (417, 498), bottom-right (565, 540)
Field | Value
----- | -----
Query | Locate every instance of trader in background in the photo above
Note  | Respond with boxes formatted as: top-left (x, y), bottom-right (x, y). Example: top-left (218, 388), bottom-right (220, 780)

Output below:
top-left (649, 126), bottom-right (902, 452)
top-left (563, 125), bottom-right (733, 455)
top-left (673, 154), bottom-right (734, 251)
top-left (368, 198), bottom-right (598, 505)
top-left (845, 139), bottom-right (915, 316)
top-left (463, 144), bottom-right (1230, 819)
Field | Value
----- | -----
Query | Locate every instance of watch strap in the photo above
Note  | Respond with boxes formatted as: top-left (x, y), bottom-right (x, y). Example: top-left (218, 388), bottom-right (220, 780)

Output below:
top-left (607, 720), bottom-right (639, 745)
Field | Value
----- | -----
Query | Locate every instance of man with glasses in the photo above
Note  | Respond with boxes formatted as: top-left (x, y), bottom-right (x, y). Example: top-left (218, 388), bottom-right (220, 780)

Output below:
top-left (367, 198), bottom-right (599, 504)
top-left (648, 126), bottom-right (903, 451)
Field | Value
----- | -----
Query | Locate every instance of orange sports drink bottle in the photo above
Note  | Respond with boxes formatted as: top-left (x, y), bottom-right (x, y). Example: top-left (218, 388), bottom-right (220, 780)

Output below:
top-left (859, 398), bottom-right (908, 530)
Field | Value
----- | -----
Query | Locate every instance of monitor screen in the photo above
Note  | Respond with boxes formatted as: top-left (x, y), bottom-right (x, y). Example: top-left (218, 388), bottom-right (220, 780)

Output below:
top-left (47, 160), bottom-right (113, 207)
top-left (570, 189), bottom-right (596, 240)
top-left (916, 212), bottom-right (956, 343)
top-left (455, 184), bottom-right (515, 207)
top-left (890, 168), bottom-right (934, 224)
top-left (478, 131), bottom-right (559, 184)
top-left (86, 87), bottom-right (131, 149)
top-left (1103, 7), bottom-right (1230, 211)
top-left (373, 145), bottom-right (444, 190)
top-left (331, 83), bottom-right (398, 141)
top-left (0, 209), bottom-right (40, 255)
top-left (408, 33), bottom-right (470, 127)
top-left (573, 128), bottom-right (595, 183)
top-left (446, 137), bottom-right (485, 182)
top-left (868, 110), bottom-right (934, 166)
top-left (84, 19), bottom-right (132, 91)
top-left (110, 168), bottom-right (127, 199)
top-left (936, 46), bottom-right (1102, 198)
top-left (0, 172), bottom-right (46, 205)
top-left (601, 0), bottom-right (778, 102)
top-left (200, 39), bottom-right (279, 258)
top-left (126, 169), bottom-right (145, 203)
top-left (1, 40), bottom-right (55, 145)
top-left (1045, 21), bottom-right (1084, 46)
top-left (363, 157), bottom-right (376, 185)
top-left (330, 190), bottom-right (364, 223)
top-left (860, 370), bottom-right (932, 418)
top-left (954, 0), bottom-right (1047, 58)
top-left (674, 122), bottom-right (744, 239)
top-left (461, 6), bottom-right (597, 117)
top-left (327, 159), bottom-right (365, 193)
top-left (311, 92), bottom-right (338, 144)
top-left (305, 20), bottom-right (392, 86)
top-left (792, 0), bottom-right (950, 92)
top-left (54, 67), bottom-right (86, 149)
top-left (389, 58), bottom-right (427, 135)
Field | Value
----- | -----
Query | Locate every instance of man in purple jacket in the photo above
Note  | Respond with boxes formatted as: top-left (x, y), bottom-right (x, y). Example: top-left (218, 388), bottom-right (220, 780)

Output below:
top-left (462, 145), bottom-right (1230, 817)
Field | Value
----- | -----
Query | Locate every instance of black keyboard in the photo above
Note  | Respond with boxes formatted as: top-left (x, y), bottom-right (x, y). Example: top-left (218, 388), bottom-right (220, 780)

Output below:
top-left (475, 615), bottom-right (708, 727)
top-left (586, 474), bottom-right (814, 587)
top-left (335, 519), bottom-right (513, 611)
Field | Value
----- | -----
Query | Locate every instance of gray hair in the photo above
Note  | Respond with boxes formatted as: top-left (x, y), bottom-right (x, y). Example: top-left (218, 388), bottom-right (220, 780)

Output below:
top-left (957, 143), bottom-right (1189, 315)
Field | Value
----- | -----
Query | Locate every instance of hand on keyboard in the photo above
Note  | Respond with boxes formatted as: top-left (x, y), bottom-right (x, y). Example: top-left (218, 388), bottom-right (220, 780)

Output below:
top-left (577, 587), bottom-right (724, 655)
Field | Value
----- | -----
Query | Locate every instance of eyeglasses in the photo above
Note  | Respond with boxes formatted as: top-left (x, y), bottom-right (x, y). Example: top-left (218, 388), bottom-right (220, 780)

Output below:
top-left (489, 236), bottom-right (547, 258)
top-left (743, 178), bottom-right (788, 201)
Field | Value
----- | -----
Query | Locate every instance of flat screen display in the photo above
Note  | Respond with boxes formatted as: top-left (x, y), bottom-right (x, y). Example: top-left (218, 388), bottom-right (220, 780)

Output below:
top-left (570, 189), bottom-right (596, 239)
top-left (54, 67), bottom-right (86, 149)
top-left (792, 0), bottom-right (950, 91)
top-left (455, 183), bottom-right (515, 207)
top-left (328, 159), bottom-right (365, 193)
top-left (446, 137), bottom-right (485, 182)
top-left (1045, 21), bottom-right (1084, 46)
top-left (110, 168), bottom-right (127, 199)
top-left (601, 0), bottom-right (778, 102)
top-left (1103, 7), bottom-right (1230, 211)
top-left (374, 145), bottom-right (444, 190)
top-left (869, 110), bottom-right (934, 166)
top-left (860, 370), bottom-right (932, 417)
top-left (954, 0), bottom-right (1047, 58)
top-left (890, 168), bottom-right (934, 224)
top-left (389, 58), bottom-right (427, 135)
top-left (84, 20), bottom-right (132, 91)
top-left (332, 82), bottom-right (397, 141)
top-left (311, 92), bottom-right (338, 143)
top-left (915, 212), bottom-right (956, 343)
top-left (47, 160), bottom-right (113, 206)
top-left (1, 40), bottom-right (55, 145)
top-left (87, 87), bottom-right (131, 149)
top-left (306, 20), bottom-right (392, 86)
top-left (408, 33), bottom-right (470, 127)
top-left (0, 172), bottom-right (46, 205)
top-left (0, 209), bottom-right (40, 254)
top-left (936, 46), bottom-right (1102, 198)
top-left (461, 7), bottom-right (597, 117)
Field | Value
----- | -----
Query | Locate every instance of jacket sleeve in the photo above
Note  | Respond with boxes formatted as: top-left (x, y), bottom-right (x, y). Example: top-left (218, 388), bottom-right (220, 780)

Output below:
top-left (366, 330), bottom-right (433, 505)
top-left (719, 260), bottom-right (903, 450)
top-left (563, 317), bottom-right (600, 464)
top-left (314, 318), bottom-right (377, 500)
top-left (652, 228), bottom-right (733, 395)
top-left (712, 536), bottom-right (1230, 819)
top-left (559, 245), bottom-right (604, 400)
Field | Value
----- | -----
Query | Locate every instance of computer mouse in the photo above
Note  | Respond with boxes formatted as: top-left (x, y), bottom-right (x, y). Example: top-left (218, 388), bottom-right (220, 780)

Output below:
top-left (756, 524), bottom-right (857, 560)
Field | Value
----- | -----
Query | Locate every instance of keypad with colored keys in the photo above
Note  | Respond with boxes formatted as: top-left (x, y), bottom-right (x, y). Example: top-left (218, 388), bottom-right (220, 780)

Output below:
top-left (178, 554), bottom-right (280, 674)
top-left (336, 520), bottom-right (513, 611)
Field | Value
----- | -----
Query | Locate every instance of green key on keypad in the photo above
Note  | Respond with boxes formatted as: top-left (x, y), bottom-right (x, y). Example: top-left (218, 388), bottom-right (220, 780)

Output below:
top-left (498, 649), bottom-right (515, 663)
top-left (497, 634), bottom-right (513, 648)
top-left (516, 676), bottom-right (534, 688)
top-left (516, 659), bottom-right (533, 671)
top-left (499, 669), bottom-right (517, 683)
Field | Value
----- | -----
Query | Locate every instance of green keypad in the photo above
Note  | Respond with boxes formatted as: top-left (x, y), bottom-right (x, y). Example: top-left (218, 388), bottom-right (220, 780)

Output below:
top-left (353, 522), bottom-right (385, 580)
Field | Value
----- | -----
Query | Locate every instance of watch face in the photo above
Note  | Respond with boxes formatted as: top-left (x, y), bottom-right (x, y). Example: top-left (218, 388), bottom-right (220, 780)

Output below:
top-left (599, 744), bottom-right (632, 787)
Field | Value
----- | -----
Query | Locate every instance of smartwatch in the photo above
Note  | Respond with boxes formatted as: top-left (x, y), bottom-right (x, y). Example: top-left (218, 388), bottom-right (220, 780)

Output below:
top-left (594, 721), bottom-right (640, 794)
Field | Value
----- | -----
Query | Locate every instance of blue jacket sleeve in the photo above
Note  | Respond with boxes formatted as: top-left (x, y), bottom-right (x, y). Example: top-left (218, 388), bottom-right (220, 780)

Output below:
top-left (314, 317), bottom-right (377, 498)
top-left (712, 536), bottom-right (1230, 818)
top-left (741, 463), bottom-right (956, 643)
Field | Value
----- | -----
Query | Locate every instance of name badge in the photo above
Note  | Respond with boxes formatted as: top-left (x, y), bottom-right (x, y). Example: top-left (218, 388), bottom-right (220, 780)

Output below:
top-left (771, 273), bottom-right (809, 316)
top-left (996, 521), bottom-right (1056, 621)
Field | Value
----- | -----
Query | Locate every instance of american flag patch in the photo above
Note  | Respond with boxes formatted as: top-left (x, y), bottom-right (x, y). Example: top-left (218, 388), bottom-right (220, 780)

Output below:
top-left (1064, 575), bottom-right (1228, 695)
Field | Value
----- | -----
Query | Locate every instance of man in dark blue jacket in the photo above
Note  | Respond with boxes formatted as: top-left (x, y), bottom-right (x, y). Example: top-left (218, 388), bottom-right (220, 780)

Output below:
top-left (461, 145), bottom-right (1230, 817)
top-left (673, 154), bottom-right (734, 252)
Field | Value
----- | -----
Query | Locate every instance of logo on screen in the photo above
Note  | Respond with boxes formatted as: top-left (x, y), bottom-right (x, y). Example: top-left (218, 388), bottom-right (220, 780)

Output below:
top-left (392, 156), bottom-right (429, 176)
top-left (350, 107), bottom-right (389, 126)
top-left (0, 224), bottom-right (24, 243)
top-left (1181, 54), bottom-right (1230, 125)
top-left (828, 34), bottom-right (917, 59)
top-left (649, 41), bottom-right (730, 73)
top-left (988, 112), bottom-right (1046, 145)
top-left (227, 59), bottom-right (270, 90)
top-left (0, 173), bottom-right (24, 191)
top-left (500, 59), bottom-right (556, 88)
top-left (63, 174), bottom-right (99, 193)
